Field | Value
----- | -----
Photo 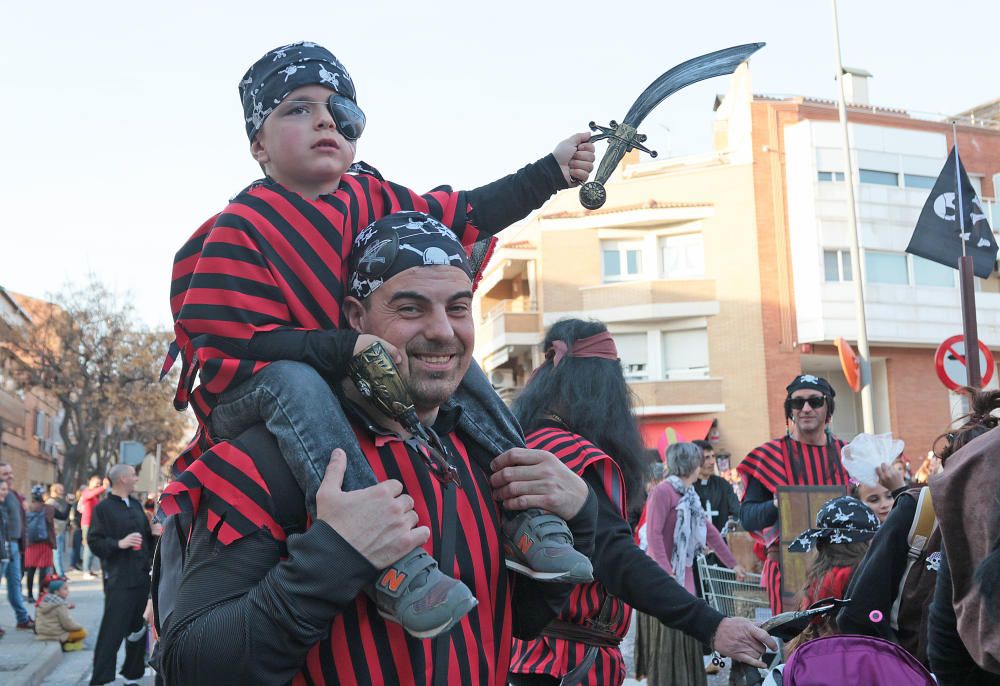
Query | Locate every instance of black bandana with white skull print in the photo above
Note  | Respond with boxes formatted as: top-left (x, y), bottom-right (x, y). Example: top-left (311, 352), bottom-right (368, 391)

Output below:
top-left (788, 495), bottom-right (880, 553)
top-left (239, 41), bottom-right (357, 141)
top-left (348, 212), bottom-right (474, 300)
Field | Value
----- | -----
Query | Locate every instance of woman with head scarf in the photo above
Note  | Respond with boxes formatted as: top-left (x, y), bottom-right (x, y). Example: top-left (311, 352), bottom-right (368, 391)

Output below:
top-left (507, 319), bottom-right (771, 686)
top-left (638, 441), bottom-right (746, 686)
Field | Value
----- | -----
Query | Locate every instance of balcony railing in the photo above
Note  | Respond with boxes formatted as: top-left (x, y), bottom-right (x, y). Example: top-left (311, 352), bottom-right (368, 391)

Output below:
top-left (581, 279), bottom-right (716, 311)
top-left (481, 298), bottom-right (537, 324)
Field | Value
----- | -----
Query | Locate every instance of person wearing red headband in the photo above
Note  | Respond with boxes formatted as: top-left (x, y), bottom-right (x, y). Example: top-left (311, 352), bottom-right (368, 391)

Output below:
top-left (508, 319), bottom-right (775, 686)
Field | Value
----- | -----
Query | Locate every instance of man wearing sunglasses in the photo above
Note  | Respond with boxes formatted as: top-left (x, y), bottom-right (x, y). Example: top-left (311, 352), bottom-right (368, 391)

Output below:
top-left (736, 374), bottom-right (850, 613)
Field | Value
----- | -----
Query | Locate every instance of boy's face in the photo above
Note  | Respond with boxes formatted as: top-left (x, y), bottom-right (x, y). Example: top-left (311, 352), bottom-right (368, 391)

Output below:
top-left (57, 585), bottom-right (69, 599)
top-left (251, 84), bottom-right (357, 198)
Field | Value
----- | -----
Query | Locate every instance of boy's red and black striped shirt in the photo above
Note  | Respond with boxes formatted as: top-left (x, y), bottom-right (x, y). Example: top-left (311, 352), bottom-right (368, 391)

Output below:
top-left (165, 173), bottom-right (484, 471)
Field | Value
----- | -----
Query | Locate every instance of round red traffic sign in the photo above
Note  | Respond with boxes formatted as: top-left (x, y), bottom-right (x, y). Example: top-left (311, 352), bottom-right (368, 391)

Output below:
top-left (934, 335), bottom-right (995, 391)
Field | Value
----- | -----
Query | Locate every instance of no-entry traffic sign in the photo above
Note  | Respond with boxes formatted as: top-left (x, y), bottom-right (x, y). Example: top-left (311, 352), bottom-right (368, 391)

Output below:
top-left (934, 335), bottom-right (995, 391)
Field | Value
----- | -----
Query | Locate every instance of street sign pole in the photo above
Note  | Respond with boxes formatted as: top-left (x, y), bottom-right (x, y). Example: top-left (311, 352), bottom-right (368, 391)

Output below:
top-left (831, 0), bottom-right (874, 432)
top-left (951, 124), bottom-right (982, 389)
top-left (959, 256), bottom-right (982, 387)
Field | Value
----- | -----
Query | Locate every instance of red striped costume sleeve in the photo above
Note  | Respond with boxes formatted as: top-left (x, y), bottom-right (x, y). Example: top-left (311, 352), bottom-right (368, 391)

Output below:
top-left (159, 439), bottom-right (284, 546)
top-left (167, 175), bottom-right (484, 415)
top-left (511, 427), bottom-right (629, 686)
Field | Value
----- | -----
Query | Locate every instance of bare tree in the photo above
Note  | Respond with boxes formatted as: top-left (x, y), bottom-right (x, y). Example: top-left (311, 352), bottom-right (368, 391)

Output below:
top-left (5, 277), bottom-right (189, 489)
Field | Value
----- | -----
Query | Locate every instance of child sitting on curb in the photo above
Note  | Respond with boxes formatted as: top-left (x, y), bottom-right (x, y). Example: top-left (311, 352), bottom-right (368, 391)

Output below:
top-left (35, 578), bottom-right (87, 652)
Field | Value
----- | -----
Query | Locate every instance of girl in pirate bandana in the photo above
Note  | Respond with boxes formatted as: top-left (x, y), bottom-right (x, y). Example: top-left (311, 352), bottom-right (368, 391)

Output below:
top-left (784, 495), bottom-right (879, 654)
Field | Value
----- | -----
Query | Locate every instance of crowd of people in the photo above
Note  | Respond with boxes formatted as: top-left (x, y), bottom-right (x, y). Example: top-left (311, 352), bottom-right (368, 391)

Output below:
top-left (0, 461), bottom-right (161, 685)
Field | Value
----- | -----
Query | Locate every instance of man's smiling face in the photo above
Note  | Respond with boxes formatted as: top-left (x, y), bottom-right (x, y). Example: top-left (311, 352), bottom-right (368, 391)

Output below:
top-left (347, 265), bottom-right (474, 416)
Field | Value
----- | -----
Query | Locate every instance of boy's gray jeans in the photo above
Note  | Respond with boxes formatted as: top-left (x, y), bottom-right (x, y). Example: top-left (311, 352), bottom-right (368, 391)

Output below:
top-left (211, 359), bottom-right (524, 516)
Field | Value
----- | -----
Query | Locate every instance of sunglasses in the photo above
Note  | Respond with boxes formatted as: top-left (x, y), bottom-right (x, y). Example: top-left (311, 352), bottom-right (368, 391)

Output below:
top-left (789, 396), bottom-right (827, 410)
top-left (286, 94), bottom-right (366, 141)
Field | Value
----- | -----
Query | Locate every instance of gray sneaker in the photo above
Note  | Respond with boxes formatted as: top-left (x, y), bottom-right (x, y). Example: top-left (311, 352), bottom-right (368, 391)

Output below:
top-left (502, 508), bottom-right (594, 583)
top-left (373, 547), bottom-right (477, 639)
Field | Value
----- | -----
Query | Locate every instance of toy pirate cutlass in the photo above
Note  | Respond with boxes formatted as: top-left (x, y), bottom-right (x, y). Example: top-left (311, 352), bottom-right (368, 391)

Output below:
top-left (579, 42), bottom-right (765, 210)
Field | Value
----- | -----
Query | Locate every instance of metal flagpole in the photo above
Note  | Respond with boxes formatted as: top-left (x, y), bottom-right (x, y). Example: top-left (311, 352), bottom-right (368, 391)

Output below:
top-left (953, 123), bottom-right (982, 387)
top-left (831, 0), bottom-right (875, 433)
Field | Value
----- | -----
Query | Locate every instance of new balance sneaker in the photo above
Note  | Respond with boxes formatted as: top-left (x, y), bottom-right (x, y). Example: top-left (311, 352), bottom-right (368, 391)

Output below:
top-left (502, 508), bottom-right (593, 583)
top-left (372, 547), bottom-right (477, 639)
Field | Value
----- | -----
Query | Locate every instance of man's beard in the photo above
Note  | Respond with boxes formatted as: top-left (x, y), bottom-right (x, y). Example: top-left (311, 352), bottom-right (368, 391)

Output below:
top-left (404, 340), bottom-right (467, 412)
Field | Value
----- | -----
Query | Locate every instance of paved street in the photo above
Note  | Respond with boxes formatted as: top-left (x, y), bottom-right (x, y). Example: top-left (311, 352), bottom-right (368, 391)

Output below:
top-left (2, 569), bottom-right (728, 685)
top-left (0, 568), bottom-right (154, 686)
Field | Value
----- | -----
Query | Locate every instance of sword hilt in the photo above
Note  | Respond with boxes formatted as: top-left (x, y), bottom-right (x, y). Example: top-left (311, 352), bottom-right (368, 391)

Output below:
top-left (580, 120), bottom-right (658, 209)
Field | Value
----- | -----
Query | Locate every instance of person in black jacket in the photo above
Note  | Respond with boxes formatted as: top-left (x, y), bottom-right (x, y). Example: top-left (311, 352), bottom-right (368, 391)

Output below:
top-left (156, 214), bottom-right (598, 686)
top-left (87, 464), bottom-right (157, 686)
top-left (837, 398), bottom-right (995, 669)
top-left (927, 390), bottom-right (1000, 685)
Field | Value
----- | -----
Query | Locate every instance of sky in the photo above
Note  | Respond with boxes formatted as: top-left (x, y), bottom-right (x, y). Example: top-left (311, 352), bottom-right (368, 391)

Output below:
top-left (2, 0), bottom-right (996, 330)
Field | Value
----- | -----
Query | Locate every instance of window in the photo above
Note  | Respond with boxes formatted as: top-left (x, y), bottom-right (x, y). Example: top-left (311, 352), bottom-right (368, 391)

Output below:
top-left (34, 411), bottom-right (46, 440)
top-left (818, 171), bottom-right (846, 182)
top-left (824, 249), bottom-right (853, 282)
top-left (659, 233), bottom-right (704, 279)
top-left (903, 174), bottom-right (936, 189)
top-left (662, 329), bottom-right (709, 380)
top-left (602, 241), bottom-right (643, 282)
top-left (859, 169), bottom-right (899, 186)
top-left (912, 255), bottom-right (955, 287)
top-left (865, 251), bottom-right (908, 284)
top-left (615, 333), bottom-right (648, 381)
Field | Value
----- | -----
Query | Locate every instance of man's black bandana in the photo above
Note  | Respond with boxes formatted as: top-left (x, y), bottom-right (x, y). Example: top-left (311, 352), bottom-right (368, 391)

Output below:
top-left (239, 41), bottom-right (357, 141)
top-left (786, 373), bottom-right (836, 398)
top-left (349, 212), bottom-right (474, 300)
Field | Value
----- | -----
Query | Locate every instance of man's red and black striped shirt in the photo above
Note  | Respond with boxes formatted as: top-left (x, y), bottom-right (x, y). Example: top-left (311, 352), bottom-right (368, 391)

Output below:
top-left (738, 436), bottom-right (849, 494)
top-left (158, 405), bottom-right (592, 686)
top-left (738, 435), bottom-right (849, 613)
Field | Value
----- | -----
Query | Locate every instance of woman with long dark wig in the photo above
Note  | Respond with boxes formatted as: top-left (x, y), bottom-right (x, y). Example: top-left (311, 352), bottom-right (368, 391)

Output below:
top-left (925, 388), bottom-right (1000, 684)
top-left (506, 318), bottom-right (773, 686)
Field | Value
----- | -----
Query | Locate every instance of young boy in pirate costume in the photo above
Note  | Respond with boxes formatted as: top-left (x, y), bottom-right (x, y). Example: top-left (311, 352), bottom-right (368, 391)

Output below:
top-left (737, 374), bottom-right (850, 614)
top-left (162, 41), bottom-right (596, 639)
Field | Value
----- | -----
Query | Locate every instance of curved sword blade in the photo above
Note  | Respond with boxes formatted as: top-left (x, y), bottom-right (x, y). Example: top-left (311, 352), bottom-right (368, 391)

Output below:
top-left (622, 42), bottom-right (765, 126)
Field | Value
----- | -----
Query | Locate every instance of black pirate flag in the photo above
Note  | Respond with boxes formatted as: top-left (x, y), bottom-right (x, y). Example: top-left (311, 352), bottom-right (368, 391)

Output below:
top-left (906, 147), bottom-right (997, 278)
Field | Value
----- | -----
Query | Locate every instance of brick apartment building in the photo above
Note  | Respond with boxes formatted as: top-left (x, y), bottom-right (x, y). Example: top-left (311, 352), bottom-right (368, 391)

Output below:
top-left (0, 287), bottom-right (62, 493)
top-left (473, 62), bottom-right (1000, 467)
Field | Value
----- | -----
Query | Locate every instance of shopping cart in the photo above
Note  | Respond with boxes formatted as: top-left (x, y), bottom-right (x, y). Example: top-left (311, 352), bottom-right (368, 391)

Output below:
top-left (696, 553), bottom-right (771, 622)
